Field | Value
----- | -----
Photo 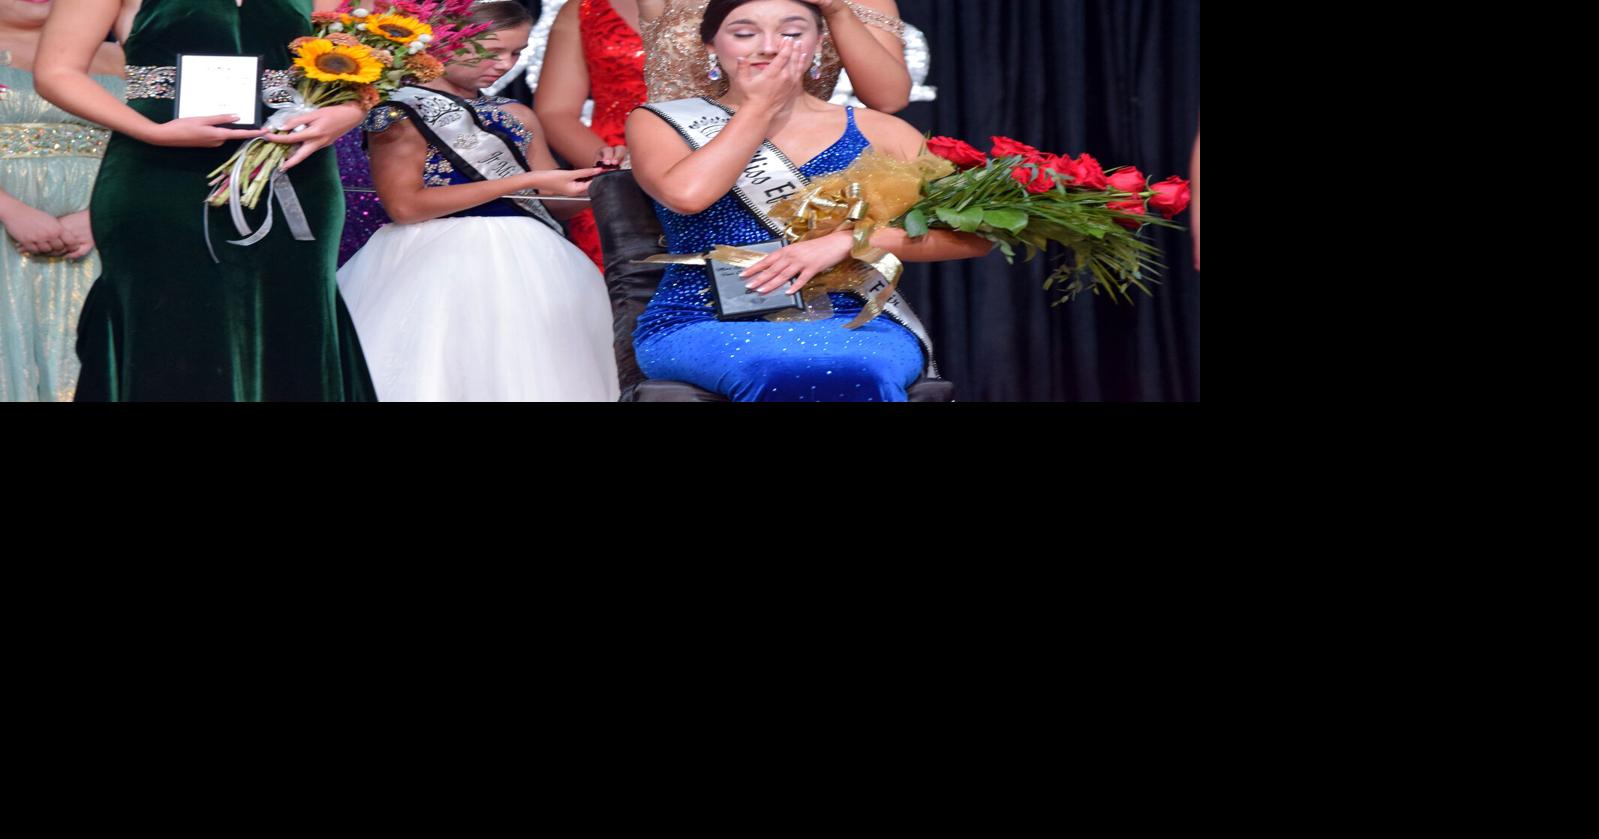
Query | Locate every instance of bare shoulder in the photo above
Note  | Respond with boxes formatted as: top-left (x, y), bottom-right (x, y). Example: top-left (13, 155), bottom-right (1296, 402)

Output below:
top-left (499, 100), bottom-right (539, 127)
top-left (367, 108), bottom-right (424, 149)
top-left (626, 105), bottom-right (676, 139)
top-left (553, 0), bottom-right (580, 28)
top-left (626, 106), bottom-right (691, 174)
top-left (852, 107), bottom-right (923, 159)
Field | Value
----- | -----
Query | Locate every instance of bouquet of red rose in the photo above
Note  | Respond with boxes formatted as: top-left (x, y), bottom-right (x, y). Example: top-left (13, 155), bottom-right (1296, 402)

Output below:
top-left (650, 134), bottom-right (1191, 331)
top-left (767, 135), bottom-right (1191, 314)
top-left (913, 135), bottom-right (1191, 303)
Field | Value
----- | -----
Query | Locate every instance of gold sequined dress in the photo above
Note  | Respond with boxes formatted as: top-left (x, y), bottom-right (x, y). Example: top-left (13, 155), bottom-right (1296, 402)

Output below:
top-left (0, 63), bottom-right (124, 402)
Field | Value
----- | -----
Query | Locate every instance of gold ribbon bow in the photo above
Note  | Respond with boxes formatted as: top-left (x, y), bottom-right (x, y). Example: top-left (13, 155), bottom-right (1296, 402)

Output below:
top-left (641, 151), bottom-right (955, 327)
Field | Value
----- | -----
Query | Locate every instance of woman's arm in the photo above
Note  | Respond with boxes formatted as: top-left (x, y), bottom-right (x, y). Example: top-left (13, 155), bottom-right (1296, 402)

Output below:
top-left (368, 113), bottom-right (600, 225)
top-left (505, 103), bottom-right (602, 221)
top-left (534, 1), bottom-right (626, 169)
top-left (35, 0), bottom-right (266, 146)
top-left (811, 0), bottom-right (909, 113)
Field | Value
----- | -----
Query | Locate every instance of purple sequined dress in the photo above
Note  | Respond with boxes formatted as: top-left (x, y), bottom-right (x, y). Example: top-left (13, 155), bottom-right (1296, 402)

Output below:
top-left (335, 128), bottom-right (390, 267)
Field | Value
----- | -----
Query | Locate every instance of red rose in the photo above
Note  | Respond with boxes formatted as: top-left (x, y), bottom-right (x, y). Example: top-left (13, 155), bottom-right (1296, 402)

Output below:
top-left (1148, 176), bottom-right (1191, 219)
top-left (1011, 165), bottom-right (1056, 194)
top-left (926, 136), bottom-right (988, 169)
top-left (1107, 167), bottom-right (1148, 195)
top-left (1042, 154), bottom-right (1081, 184)
top-left (1072, 153), bottom-right (1108, 190)
top-left (991, 136), bottom-right (1046, 161)
top-left (1107, 197), bottom-right (1147, 230)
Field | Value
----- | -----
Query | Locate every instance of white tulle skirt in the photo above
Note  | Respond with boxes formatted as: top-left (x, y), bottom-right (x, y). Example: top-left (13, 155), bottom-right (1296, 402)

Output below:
top-left (338, 215), bottom-right (619, 402)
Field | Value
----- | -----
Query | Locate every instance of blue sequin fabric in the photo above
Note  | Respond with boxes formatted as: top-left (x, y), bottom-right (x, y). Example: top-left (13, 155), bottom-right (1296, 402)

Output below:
top-left (633, 105), bottom-right (924, 402)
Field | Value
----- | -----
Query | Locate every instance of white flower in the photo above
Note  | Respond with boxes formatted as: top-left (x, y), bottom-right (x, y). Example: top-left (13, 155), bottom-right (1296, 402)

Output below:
top-left (352, 7), bottom-right (369, 17)
top-left (329, 21), bottom-right (344, 31)
top-left (355, 23), bottom-right (367, 30)
top-left (416, 34), bottom-right (432, 43)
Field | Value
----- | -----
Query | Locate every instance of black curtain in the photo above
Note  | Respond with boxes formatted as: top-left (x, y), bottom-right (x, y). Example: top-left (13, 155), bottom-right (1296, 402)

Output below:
top-left (894, 0), bottom-right (1200, 401)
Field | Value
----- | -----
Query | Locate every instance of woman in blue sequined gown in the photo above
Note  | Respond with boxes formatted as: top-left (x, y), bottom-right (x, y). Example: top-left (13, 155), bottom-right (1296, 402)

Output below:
top-left (626, 0), bottom-right (988, 402)
top-left (335, 2), bottom-right (617, 401)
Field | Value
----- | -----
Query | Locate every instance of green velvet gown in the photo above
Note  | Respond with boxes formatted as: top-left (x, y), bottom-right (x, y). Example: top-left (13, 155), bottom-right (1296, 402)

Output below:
top-left (76, 0), bottom-right (375, 401)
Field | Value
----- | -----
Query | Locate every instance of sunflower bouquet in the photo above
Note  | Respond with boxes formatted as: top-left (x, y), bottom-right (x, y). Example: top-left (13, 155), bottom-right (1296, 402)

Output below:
top-left (205, 0), bottom-right (493, 210)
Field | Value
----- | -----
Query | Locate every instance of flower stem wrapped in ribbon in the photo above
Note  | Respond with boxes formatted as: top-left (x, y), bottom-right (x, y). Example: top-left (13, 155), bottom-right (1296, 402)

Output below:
top-left (763, 150), bottom-right (954, 327)
top-left (643, 150), bottom-right (952, 328)
top-left (908, 135), bottom-right (1192, 304)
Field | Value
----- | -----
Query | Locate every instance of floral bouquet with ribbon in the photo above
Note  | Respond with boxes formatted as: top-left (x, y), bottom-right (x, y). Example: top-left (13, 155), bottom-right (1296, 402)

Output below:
top-left (204, 0), bottom-right (493, 213)
top-left (731, 135), bottom-right (1193, 327)
top-left (911, 136), bottom-right (1191, 303)
top-left (641, 150), bottom-right (948, 329)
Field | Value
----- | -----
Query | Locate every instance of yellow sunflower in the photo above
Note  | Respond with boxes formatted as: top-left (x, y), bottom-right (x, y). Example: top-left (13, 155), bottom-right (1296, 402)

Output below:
top-left (365, 13), bottom-right (433, 44)
top-left (294, 39), bottom-right (384, 84)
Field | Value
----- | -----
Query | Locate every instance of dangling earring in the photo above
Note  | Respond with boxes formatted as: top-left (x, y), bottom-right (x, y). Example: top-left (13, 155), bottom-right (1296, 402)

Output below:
top-left (707, 53), bottom-right (723, 82)
top-left (809, 50), bottom-right (823, 80)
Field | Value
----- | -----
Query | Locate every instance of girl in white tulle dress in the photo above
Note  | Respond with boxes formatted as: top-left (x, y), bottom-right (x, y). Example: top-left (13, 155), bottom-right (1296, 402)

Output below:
top-left (337, 1), bottom-right (617, 401)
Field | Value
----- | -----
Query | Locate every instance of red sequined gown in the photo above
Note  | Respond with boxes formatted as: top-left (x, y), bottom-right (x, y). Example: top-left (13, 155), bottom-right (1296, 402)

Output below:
top-left (567, 0), bottom-right (646, 268)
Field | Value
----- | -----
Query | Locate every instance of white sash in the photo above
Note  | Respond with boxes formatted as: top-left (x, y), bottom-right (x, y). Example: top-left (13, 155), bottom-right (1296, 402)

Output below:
top-left (387, 86), bottom-right (563, 235)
